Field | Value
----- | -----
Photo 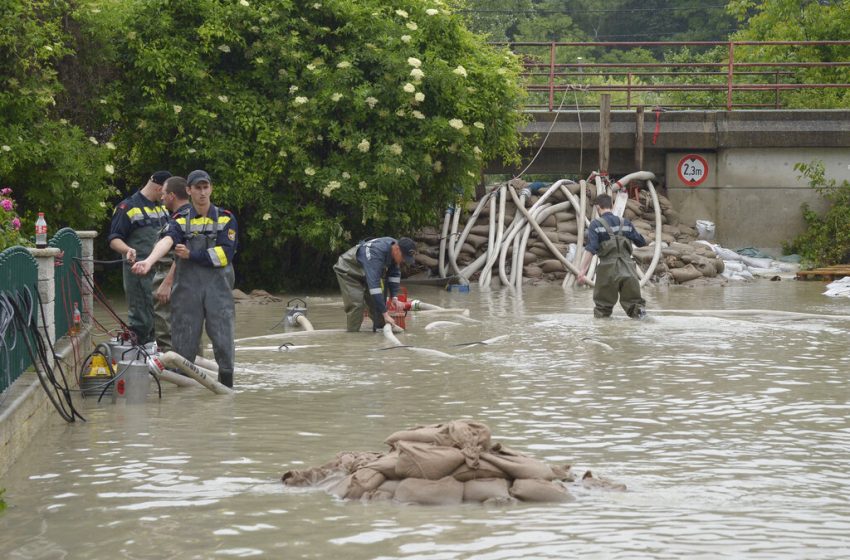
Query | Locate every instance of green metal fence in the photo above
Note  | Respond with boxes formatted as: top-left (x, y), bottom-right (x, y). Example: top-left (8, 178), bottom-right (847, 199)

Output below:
top-left (0, 246), bottom-right (40, 395)
top-left (49, 228), bottom-right (82, 339)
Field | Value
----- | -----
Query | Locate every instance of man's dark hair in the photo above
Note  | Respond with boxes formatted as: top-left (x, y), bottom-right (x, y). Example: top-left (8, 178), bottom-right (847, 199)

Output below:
top-left (594, 194), bottom-right (613, 209)
top-left (164, 176), bottom-right (189, 200)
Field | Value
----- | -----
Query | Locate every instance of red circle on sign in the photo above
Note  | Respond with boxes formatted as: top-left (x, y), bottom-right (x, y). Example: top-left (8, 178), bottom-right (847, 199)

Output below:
top-left (677, 154), bottom-right (709, 187)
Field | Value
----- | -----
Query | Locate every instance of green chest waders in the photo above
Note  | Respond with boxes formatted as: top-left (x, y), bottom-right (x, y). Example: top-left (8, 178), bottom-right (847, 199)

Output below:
top-left (593, 217), bottom-right (646, 318)
top-left (333, 244), bottom-right (376, 332)
top-left (123, 225), bottom-right (160, 343)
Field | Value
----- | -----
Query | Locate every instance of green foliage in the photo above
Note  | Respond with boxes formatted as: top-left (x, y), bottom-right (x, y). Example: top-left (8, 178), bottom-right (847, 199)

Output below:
top-left (0, 188), bottom-right (29, 251)
top-left (0, 487), bottom-right (6, 512)
top-left (784, 161), bottom-right (850, 266)
top-left (0, 0), bottom-right (115, 233)
top-left (97, 0), bottom-right (527, 288)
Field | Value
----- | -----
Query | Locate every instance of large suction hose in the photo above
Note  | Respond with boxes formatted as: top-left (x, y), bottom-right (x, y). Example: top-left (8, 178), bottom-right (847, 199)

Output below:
top-left (438, 208), bottom-right (451, 278)
top-left (159, 351), bottom-right (234, 395)
top-left (444, 205), bottom-right (466, 281)
top-left (479, 185), bottom-right (507, 287)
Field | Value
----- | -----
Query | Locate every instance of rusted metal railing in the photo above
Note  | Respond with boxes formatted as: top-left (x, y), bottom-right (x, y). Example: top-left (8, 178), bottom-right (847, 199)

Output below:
top-left (498, 41), bottom-right (850, 111)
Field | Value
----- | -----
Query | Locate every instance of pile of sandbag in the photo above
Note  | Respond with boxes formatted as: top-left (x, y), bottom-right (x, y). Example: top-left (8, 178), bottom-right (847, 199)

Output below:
top-left (281, 419), bottom-right (625, 505)
top-left (413, 179), bottom-right (729, 285)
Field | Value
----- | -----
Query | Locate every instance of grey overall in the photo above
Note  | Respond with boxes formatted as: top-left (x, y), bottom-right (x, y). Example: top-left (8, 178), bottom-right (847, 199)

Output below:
top-left (170, 215), bottom-right (236, 387)
top-left (123, 225), bottom-right (159, 344)
top-left (593, 218), bottom-right (646, 319)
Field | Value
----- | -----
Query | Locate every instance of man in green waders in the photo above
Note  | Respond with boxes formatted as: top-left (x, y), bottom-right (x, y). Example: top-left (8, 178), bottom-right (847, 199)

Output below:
top-left (333, 237), bottom-right (417, 332)
top-left (108, 171), bottom-right (172, 344)
top-left (577, 194), bottom-right (647, 319)
top-left (132, 170), bottom-right (238, 387)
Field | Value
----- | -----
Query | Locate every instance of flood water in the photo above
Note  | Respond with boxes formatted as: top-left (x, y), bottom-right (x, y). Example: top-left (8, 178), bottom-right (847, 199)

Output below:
top-left (1, 281), bottom-right (849, 559)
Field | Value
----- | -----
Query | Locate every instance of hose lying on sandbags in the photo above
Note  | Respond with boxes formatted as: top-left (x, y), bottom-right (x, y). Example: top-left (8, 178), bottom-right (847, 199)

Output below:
top-left (159, 351), bottom-right (234, 395)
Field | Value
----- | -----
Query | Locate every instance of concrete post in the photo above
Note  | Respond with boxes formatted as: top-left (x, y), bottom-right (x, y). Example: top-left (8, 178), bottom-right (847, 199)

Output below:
top-left (77, 231), bottom-right (97, 326)
top-left (28, 247), bottom-right (60, 369)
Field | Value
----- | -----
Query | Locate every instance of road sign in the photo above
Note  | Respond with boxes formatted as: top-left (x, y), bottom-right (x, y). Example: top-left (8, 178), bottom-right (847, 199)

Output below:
top-left (677, 154), bottom-right (709, 186)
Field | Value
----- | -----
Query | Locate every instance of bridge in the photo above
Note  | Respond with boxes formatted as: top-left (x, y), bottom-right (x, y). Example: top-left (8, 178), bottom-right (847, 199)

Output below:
top-left (485, 41), bottom-right (850, 253)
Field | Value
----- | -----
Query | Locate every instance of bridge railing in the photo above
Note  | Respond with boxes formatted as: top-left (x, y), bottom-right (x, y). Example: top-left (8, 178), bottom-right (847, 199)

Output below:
top-left (497, 41), bottom-right (850, 111)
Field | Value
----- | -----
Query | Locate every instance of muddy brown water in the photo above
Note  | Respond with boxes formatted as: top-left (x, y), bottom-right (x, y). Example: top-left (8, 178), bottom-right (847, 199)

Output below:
top-left (1, 281), bottom-right (849, 559)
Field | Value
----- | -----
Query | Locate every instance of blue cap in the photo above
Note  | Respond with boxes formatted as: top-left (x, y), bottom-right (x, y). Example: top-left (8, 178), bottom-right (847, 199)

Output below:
top-left (187, 169), bottom-right (212, 186)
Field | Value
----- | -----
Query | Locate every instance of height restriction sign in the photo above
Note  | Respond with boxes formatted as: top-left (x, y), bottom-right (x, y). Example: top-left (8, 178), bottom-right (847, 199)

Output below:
top-left (677, 154), bottom-right (709, 186)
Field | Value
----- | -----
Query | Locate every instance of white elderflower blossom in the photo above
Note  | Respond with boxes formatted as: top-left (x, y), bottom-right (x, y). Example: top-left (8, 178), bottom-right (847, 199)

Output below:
top-left (497, 68), bottom-right (507, 75)
top-left (426, 8), bottom-right (438, 15)
top-left (218, 44), bottom-right (231, 53)
top-left (410, 68), bottom-right (424, 81)
top-left (262, 213), bottom-right (271, 221)
top-left (240, 0), bottom-right (249, 6)
top-left (474, 121), bottom-right (485, 129)
top-left (307, 63), bottom-right (316, 71)
top-left (218, 95), bottom-right (229, 103)
top-left (412, 110), bottom-right (425, 119)
top-left (389, 143), bottom-right (402, 155)
top-left (414, 92), bottom-right (425, 102)
top-left (105, 142), bottom-right (116, 150)
top-left (289, 85), bottom-right (299, 93)
top-left (403, 83), bottom-right (416, 93)
top-left (294, 96), bottom-right (308, 105)
top-left (331, 92), bottom-right (343, 101)
top-left (365, 96), bottom-right (378, 108)
top-left (407, 57), bottom-right (421, 68)
top-left (395, 9), bottom-right (408, 18)
top-left (88, 136), bottom-right (98, 145)
top-left (305, 167), bottom-right (316, 176)
top-left (396, 109), bottom-right (406, 117)
top-left (357, 139), bottom-right (370, 152)
top-left (473, 146), bottom-right (482, 155)
top-left (448, 118), bottom-right (464, 129)
top-left (342, 172), bottom-right (351, 179)
top-left (453, 65), bottom-right (467, 77)
top-left (71, 181), bottom-right (79, 189)
top-left (433, 160), bottom-right (442, 172)
top-left (400, 35), bottom-right (411, 43)
top-left (359, 181), bottom-right (367, 189)
top-left (406, 21), bottom-right (418, 30)
top-left (173, 105), bottom-right (182, 114)
top-left (336, 61), bottom-right (351, 68)
top-left (105, 164), bottom-right (114, 175)
top-left (188, 148), bottom-right (197, 154)
top-left (1, 145), bottom-right (10, 152)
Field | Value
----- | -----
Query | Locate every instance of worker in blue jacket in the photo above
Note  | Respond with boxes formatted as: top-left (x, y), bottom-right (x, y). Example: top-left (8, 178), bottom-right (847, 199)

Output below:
top-left (333, 236), bottom-right (417, 332)
top-left (132, 170), bottom-right (238, 387)
top-left (577, 194), bottom-right (647, 319)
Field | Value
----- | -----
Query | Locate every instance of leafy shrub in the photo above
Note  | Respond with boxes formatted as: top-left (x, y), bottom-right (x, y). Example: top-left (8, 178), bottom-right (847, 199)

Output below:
top-left (784, 161), bottom-right (850, 266)
top-left (101, 0), bottom-right (527, 288)
top-left (0, 188), bottom-right (28, 251)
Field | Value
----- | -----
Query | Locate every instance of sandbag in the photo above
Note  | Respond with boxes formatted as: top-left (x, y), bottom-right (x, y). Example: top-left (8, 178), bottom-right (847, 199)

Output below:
top-left (523, 265), bottom-right (544, 278)
top-left (581, 470), bottom-right (627, 491)
top-left (452, 457), bottom-right (509, 482)
top-left (670, 263), bottom-right (702, 283)
top-left (395, 441), bottom-right (466, 480)
top-left (463, 478), bottom-right (511, 503)
top-left (539, 259), bottom-right (566, 273)
top-left (385, 424), bottom-right (444, 446)
top-left (509, 479), bottom-right (574, 503)
top-left (394, 476), bottom-right (464, 505)
top-left (554, 211), bottom-right (575, 223)
top-left (329, 467), bottom-right (386, 500)
top-left (415, 254), bottom-right (439, 269)
top-left (465, 233), bottom-right (488, 249)
top-left (365, 451), bottom-right (401, 479)
top-left (557, 232), bottom-right (578, 244)
top-left (482, 446), bottom-right (556, 480)
top-left (470, 225), bottom-right (490, 237)
top-left (281, 466), bottom-right (336, 487)
top-left (556, 221), bottom-right (578, 235)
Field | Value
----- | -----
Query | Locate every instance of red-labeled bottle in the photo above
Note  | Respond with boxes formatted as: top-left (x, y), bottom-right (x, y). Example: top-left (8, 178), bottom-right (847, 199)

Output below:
top-left (35, 212), bottom-right (48, 248)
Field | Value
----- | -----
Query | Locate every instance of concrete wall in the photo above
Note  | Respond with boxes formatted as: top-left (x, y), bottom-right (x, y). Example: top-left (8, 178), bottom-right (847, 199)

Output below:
top-left (666, 148), bottom-right (850, 253)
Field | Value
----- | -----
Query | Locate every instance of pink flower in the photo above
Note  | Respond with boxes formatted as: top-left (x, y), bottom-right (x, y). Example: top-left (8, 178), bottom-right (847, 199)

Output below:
top-left (11, 217), bottom-right (21, 230)
top-left (0, 187), bottom-right (11, 195)
top-left (1, 198), bottom-right (13, 211)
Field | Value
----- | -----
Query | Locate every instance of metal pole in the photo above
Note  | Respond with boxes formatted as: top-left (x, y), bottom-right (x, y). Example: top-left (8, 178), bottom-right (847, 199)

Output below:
top-left (727, 41), bottom-right (735, 110)
top-left (635, 106), bottom-right (644, 170)
top-left (599, 94), bottom-right (611, 174)
top-left (549, 42), bottom-right (556, 111)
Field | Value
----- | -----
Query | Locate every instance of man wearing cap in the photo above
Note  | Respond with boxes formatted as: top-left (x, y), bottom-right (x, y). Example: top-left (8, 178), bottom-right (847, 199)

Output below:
top-left (108, 170), bottom-right (172, 344)
top-left (333, 236), bottom-right (417, 332)
top-left (131, 170), bottom-right (238, 387)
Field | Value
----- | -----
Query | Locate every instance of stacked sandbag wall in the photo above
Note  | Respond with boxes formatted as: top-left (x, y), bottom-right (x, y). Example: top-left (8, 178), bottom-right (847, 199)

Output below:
top-left (413, 179), bottom-right (729, 286)
top-left (282, 419), bottom-right (625, 505)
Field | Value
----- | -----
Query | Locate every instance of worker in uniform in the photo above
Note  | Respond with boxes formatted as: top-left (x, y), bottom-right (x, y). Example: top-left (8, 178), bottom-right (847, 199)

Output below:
top-left (333, 236), bottom-right (417, 332)
top-left (132, 170), bottom-right (238, 387)
top-left (108, 170), bottom-right (172, 344)
top-left (151, 176), bottom-right (193, 353)
top-left (577, 194), bottom-right (647, 319)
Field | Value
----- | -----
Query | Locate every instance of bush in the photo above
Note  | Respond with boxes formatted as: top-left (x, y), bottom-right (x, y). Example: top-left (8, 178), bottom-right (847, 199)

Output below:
top-left (0, 188), bottom-right (28, 251)
top-left (101, 0), bottom-right (527, 288)
top-left (784, 161), bottom-right (850, 266)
